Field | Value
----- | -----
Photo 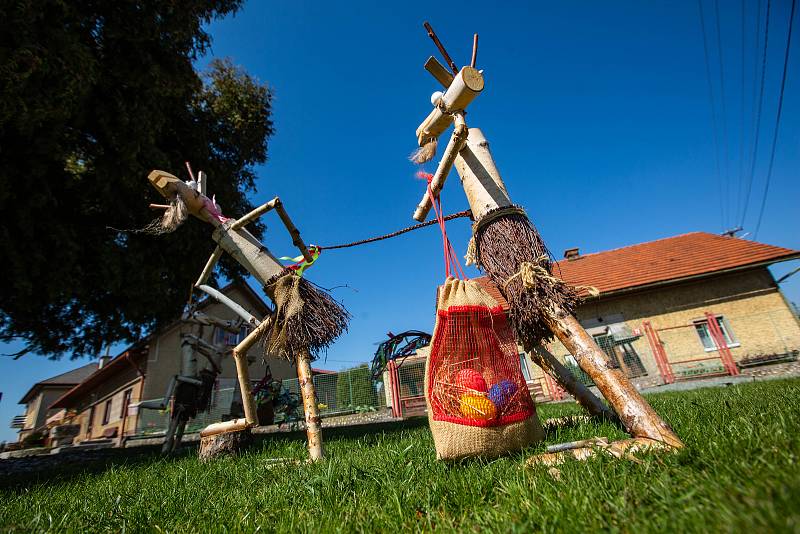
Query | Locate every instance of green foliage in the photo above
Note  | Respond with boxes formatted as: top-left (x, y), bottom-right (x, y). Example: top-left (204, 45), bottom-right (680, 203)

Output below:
top-left (335, 364), bottom-right (378, 411)
top-left (0, 1), bottom-right (274, 358)
top-left (2, 379), bottom-right (800, 531)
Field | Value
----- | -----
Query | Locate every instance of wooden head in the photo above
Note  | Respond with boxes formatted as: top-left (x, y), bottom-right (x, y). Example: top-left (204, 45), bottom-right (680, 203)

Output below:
top-left (147, 170), bottom-right (219, 225)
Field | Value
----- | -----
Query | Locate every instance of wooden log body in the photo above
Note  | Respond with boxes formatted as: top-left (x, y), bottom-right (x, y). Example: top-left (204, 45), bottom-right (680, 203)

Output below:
top-left (415, 66), bottom-right (484, 146)
top-left (212, 221), bottom-right (284, 284)
top-left (453, 128), bottom-right (513, 221)
top-left (296, 350), bottom-right (324, 461)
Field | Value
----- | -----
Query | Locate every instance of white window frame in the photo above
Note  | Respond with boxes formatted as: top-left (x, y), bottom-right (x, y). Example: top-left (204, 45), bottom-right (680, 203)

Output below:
top-left (694, 315), bottom-right (740, 352)
top-left (519, 353), bottom-right (532, 382)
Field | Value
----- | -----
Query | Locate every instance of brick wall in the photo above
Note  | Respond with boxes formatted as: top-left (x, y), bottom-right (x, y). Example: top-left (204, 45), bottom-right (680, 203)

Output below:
top-left (525, 267), bottom-right (800, 385)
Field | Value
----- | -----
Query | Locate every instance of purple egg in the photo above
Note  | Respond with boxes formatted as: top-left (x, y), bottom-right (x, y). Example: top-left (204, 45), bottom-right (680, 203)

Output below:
top-left (488, 380), bottom-right (518, 408)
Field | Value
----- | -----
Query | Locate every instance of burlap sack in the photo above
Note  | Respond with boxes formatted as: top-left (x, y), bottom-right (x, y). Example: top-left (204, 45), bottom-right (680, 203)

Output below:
top-left (423, 278), bottom-right (544, 460)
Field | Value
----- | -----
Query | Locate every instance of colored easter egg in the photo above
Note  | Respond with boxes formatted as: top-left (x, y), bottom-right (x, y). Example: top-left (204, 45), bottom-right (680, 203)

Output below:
top-left (455, 368), bottom-right (487, 393)
top-left (488, 380), bottom-right (518, 408)
top-left (459, 394), bottom-right (497, 420)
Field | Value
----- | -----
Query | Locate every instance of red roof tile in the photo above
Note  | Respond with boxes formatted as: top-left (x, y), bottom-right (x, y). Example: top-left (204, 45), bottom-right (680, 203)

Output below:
top-left (475, 232), bottom-right (799, 307)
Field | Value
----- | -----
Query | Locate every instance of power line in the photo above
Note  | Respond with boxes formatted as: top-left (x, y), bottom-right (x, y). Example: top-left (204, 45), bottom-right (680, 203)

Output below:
top-left (713, 0), bottom-right (731, 228)
top-left (754, 0), bottom-right (796, 239)
top-left (746, 0), bottom-right (763, 223)
top-left (737, 0), bottom-right (747, 221)
top-left (697, 0), bottom-right (726, 231)
top-left (741, 0), bottom-right (771, 227)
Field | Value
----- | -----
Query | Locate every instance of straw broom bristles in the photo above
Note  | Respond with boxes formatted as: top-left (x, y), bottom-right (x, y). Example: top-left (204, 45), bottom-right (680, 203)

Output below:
top-left (260, 268), bottom-right (350, 361)
top-left (472, 209), bottom-right (580, 346)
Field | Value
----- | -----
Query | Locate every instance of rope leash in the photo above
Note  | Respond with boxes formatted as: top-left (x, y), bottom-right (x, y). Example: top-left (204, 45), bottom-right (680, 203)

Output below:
top-left (426, 176), bottom-right (466, 280)
top-left (317, 209), bottom-right (472, 250)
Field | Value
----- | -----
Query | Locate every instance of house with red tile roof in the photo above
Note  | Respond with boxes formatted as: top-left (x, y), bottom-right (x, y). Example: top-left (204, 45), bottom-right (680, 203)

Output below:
top-left (478, 232), bottom-right (800, 394)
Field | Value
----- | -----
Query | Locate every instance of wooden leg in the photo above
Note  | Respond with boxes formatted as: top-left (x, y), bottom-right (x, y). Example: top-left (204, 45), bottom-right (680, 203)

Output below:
top-left (174, 416), bottom-right (188, 449)
top-left (231, 318), bottom-right (274, 427)
top-left (296, 350), bottom-right (324, 461)
top-left (198, 319), bottom-right (274, 461)
top-left (525, 343), bottom-right (617, 422)
top-left (545, 307), bottom-right (683, 448)
top-left (162, 405), bottom-right (184, 454)
top-left (232, 347), bottom-right (258, 427)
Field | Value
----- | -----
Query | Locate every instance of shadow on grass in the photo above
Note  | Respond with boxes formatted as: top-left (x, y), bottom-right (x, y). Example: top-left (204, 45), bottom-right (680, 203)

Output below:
top-left (0, 417), bottom-right (431, 492)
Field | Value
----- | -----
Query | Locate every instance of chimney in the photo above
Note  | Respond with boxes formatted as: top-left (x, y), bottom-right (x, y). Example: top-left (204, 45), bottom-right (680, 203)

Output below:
top-left (563, 247), bottom-right (580, 260)
top-left (98, 345), bottom-right (112, 369)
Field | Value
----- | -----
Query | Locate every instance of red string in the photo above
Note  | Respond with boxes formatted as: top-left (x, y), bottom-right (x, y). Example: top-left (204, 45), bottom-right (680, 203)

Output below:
top-left (420, 172), bottom-right (466, 280)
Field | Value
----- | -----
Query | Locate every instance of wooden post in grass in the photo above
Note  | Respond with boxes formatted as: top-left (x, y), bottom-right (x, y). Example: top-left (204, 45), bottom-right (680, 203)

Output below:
top-left (147, 170), bottom-right (332, 461)
top-left (408, 29), bottom-right (682, 453)
top-left (296, 349), bottom-right (324, 461)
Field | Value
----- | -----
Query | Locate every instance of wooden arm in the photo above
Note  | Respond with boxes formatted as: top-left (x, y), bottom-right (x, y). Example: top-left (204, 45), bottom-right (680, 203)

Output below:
top-left (413, 113), bottom-right (468, 222)
top-left (232, 197), bottom-right (313, 263)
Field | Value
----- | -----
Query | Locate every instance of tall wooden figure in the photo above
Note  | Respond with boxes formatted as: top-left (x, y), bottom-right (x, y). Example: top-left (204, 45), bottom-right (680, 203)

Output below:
top-left (147, 170), bottom-right (349, 461)
top-left (410, 26), bottom-right (682, 457)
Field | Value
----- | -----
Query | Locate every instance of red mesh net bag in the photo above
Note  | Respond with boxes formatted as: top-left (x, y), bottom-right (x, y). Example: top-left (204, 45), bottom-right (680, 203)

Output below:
top-left (424, 278), bottom-right (544, 460)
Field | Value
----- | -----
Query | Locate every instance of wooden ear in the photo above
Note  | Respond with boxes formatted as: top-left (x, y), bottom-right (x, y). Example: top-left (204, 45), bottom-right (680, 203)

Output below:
top-left (424, 56), bottom-right (454, 88)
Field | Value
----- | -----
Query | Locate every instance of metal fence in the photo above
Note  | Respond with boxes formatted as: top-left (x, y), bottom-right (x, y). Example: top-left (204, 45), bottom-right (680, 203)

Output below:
top-left (282, 366), bottom-right (386, 417)
top-left (387, 359), bottom-right (426, 417)
top-left (643, 308), bottom-right (799, 383)
top-left (133, 366), bottom-right (390, 436)
top-left (135, 387), bottom-right (236, 436)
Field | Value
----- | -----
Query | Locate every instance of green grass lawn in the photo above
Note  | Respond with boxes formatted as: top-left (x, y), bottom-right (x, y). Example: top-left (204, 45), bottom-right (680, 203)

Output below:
top-left (2, 379), bottom-right (799, 533)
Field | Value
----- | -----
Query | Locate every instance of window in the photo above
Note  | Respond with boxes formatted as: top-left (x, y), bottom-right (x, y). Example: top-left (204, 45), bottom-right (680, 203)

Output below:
top-left (519, 353), bottom-right (531, 381)
top-left (102, 399), bottom-right (113, 425)
top-left (215, 325), bottom-right (249, 346)
top-left (695, 316), bottom-right (737, 350)
top-left (121, 389), bottom-right (132, 419)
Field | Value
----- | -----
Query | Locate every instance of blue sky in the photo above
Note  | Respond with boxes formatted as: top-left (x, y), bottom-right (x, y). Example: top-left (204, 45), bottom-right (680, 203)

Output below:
top-left (1, 1), bottom-right (798, 443)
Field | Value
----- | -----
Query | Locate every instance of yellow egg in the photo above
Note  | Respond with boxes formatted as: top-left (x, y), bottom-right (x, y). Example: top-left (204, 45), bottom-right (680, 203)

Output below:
top-left (459, 394), bottom-right (497, 420)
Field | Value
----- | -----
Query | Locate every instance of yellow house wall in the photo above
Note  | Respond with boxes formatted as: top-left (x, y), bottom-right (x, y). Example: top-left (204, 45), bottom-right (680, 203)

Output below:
top-left (21, 394), bottom-right (42, 433)
top-left (18, 387), bottom-right (73, 441)
top-left (524, 268), bottom-right (800, 384)
top-left (75, 377), bottom-right (144, 442)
